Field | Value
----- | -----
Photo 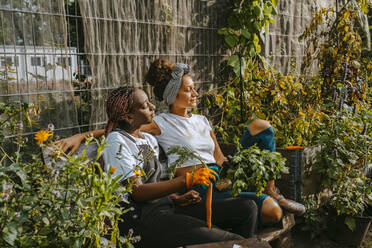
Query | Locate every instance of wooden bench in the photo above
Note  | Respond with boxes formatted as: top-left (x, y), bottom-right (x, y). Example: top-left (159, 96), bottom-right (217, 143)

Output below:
top-left (185, 238), bottom-right (272, 248)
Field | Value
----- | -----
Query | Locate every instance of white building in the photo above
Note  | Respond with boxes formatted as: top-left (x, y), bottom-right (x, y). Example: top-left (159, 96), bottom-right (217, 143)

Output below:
top-left (0, 46), bottom-right (80, 82)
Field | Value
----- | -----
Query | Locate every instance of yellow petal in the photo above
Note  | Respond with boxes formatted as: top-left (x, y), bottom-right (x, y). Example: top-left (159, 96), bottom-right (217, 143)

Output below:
top-left (133, 170), bottom-right (144, 177)
top-left (34, 129), bottom-right (52, 145)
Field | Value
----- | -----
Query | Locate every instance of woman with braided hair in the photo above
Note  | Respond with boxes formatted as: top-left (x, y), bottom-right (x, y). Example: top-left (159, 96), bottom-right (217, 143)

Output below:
top-left (98, 86), bottom-right (258, 247)
top-left (57, 58), bottom-right (305, 226)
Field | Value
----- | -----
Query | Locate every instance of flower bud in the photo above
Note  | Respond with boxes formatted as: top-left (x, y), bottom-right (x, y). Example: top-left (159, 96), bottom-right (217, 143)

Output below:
top-left (48, 123), bottom-right (55, 132)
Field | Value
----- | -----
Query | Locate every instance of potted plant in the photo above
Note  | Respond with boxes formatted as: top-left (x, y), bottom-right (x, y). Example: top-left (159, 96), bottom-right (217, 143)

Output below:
top-left (223, 144), bottom-right (288, 197)
top-left (296, 1), bottom-right (372, 245)
top-left (304, 106), bottom-right (371, 246)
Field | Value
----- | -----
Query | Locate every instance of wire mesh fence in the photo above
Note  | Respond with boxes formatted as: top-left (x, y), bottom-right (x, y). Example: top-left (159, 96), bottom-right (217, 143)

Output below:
top-left (0, 0), bottom-right (336, 140)
top-left (0, 0), bottom-right (230, 139)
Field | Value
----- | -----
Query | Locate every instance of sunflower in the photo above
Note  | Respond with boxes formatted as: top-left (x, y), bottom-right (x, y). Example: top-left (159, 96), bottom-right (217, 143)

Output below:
top-left (34, 129), bottom-right (53, 145)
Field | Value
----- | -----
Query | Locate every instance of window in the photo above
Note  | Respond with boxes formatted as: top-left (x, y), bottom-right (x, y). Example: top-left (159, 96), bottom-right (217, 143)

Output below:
top-left (31, 57), bottom-right (42, 66)
top-left (1, 57), bottom-right (13, 66)
top-left (57, 57), bottom-right (71, 66)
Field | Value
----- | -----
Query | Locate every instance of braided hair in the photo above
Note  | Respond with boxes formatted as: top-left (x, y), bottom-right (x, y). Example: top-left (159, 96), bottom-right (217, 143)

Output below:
top-left (105, 86), bottom-right (135, 137)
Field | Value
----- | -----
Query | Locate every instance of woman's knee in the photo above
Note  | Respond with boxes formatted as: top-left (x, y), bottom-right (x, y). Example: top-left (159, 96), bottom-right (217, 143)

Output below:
top-left (261, 197), bottom-right (282, 223)
top-left (249, 119), bottom-right (271, 135)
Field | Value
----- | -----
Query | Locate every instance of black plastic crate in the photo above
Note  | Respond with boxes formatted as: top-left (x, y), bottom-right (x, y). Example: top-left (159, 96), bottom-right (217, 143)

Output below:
top-left (276, 148), bottom-right (303, 203)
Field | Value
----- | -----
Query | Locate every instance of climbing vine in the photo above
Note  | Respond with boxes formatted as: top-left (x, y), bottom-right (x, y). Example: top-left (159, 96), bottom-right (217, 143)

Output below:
top-left (218, 0), bottom-right (278, 75)
top-left (206, 0), bottom-right (371, 150)
top-left (299, 0), bottom-right (371, 101)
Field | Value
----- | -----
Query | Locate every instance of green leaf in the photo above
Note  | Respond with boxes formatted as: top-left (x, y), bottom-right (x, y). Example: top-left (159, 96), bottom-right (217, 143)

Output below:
top-left (271, 6), bottom-right (277, 15)
top-left (225, 35), bottom-right (239, 48)
top-left (344, 216), bottom-right (356, 232)
top-left (127, 243), bottom-right (135, 248)
top-left (253, 33), bottom-right (260, 50)
top-left (264, 6), bottom-right (272, 16)
top-left (3, 224), bottom-right (17, 246)
top-left (42, 217), bottom-right (50, 226)
top-left (361, 5), bottom-right (368, 14)
top-left (271, 0), bottom-right (278, 7)
top-left (16, 170), bottom-right (27, 184)
top-left (241, 29), bottom-right (251, 40)
top-left (218, 28), bottom-right (228, 35)
top-left (253, 6), bottom-right (261, 16)
top-left (227, 55), bottom-right (239, 68)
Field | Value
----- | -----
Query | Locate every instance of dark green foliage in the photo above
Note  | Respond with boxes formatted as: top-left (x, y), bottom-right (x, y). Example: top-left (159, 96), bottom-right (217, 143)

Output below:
top-left (0, 102), bottom-right (136, 247)
top-left (226, 145), bottom-right (288, 196)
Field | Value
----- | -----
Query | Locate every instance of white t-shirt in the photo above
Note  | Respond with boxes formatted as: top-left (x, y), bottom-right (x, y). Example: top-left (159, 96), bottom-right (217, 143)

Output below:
top-left (153, 113), bottom-right (216, 168)
top-left (103, 131), bottom-right (159, 182)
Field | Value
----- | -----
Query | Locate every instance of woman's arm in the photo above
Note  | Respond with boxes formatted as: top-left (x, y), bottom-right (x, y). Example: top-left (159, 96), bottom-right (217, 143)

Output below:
top-left (140, 121), bottom-right (161, 136)
top-left (128, 168), bottom-right (216, 202)
top-left (55, 119), bottom-right (163, 155)
top-left (128, 175), bottom-right (186, 202)
top-left (169, 190), bottom-right (202, 206)
top-left (210, 130), bottom-right (228, 167)
top-left (55, 129), bottom-right (105, 155)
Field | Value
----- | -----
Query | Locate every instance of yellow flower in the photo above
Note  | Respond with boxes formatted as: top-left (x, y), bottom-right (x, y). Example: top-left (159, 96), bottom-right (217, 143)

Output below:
top-left (264, 88), bottom-right (270, 91)
top-left (34, 129), bottom-right (52, 145)
top-left (133, 170), bottom-right (144, 177)
top-left (301, 90), bottom-right (308, 95)
top-left (299, 111), bottom-right (306, 117)
top-left (215, 94), bottom-right (223, 104)
top-left (282, 110), bottom-right (287, 113)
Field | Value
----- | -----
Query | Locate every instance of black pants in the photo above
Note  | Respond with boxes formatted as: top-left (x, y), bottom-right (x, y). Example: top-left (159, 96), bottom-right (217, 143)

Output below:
top-left (120, 197), bottom-right (258, 248)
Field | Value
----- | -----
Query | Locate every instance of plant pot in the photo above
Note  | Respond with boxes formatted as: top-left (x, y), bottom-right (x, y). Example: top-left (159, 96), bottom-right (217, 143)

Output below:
top-left (276, 147), bottom-right (304, 203)
top-left (327, 214), bottom-right (371, 247)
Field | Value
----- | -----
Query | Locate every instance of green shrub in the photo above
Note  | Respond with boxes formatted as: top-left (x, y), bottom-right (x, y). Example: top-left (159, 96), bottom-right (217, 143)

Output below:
top-left (0, 102), bottom-right (136, 247)
top-left (226, 145), bottom-right (288, 196)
